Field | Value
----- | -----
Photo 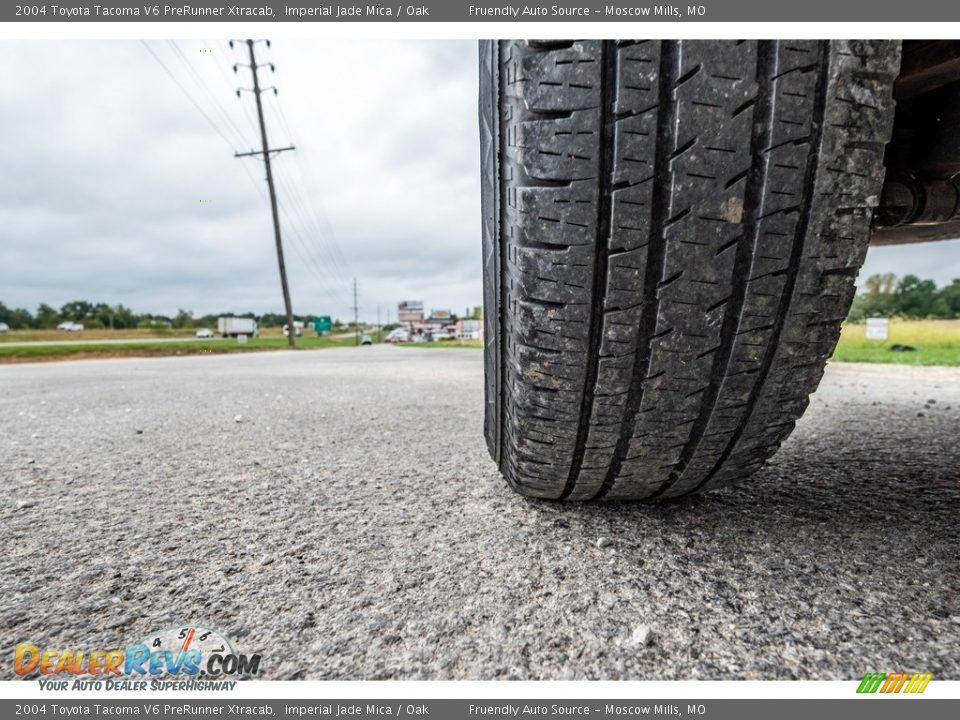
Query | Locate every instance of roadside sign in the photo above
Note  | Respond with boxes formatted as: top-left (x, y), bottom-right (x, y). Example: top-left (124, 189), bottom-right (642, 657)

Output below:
top-left (398, 301), bottom-right (424, 324)
top-left (237, 334), bottom-right (248, 344)
top-left (866, 317), bottom-right (889, 341)
top-left (314, 316), bottom-right (332, 333)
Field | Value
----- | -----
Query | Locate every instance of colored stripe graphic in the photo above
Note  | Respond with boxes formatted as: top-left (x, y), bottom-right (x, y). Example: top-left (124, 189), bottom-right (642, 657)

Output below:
top-left (857, 673), bottom-right (886, 693)
top-left (904, 673), bottom-right (933, 693)
top-left (857, 672), bottom-right (932, 694)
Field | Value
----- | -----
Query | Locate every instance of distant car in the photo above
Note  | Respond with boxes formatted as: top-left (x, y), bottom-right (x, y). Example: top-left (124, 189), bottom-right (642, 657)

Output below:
top-left (360, 334), bottom-right (373, 345)
top-left (56, 321), bottom-right (84, 332)
top-left (385, 328), bottom-right (410, 344)
top-left (195, 328), bottom-right (214, 338)
top-left (0, 322), bottom-right (8, 333)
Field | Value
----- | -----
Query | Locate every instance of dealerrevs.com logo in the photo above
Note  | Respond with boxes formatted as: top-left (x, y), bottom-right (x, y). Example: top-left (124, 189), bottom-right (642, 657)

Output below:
top-left (14, 626), bottom-right (261, 691)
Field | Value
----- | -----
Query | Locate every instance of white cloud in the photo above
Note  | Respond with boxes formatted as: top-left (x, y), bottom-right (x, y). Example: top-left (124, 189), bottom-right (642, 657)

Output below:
top-left (0, 39), bottom-right (481, 322)
top-left (1, 39), bottom-right (957, 324)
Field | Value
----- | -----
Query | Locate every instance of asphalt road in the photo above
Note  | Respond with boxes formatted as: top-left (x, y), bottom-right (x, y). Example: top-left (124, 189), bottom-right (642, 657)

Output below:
top-left (2, 347), bottom-right (958, 680)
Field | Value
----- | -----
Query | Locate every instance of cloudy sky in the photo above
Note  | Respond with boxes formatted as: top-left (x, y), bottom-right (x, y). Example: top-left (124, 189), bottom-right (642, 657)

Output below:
top-left (0, 40), bottom-right (481, 323)
top-left (0, 40), bottom-right (958, 322)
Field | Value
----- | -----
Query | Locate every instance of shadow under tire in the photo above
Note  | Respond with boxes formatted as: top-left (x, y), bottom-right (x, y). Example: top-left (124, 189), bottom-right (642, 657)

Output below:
top-left (479, 39), bottom-right (900, 501)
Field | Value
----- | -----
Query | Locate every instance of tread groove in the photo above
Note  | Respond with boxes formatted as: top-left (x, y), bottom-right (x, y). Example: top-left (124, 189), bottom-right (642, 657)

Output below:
top-left (647, 40), bottom-right (775, 500)
top-left (691, 40), bottom-right (831, 494)
top-left (560, 41), bottom-right (615, 500)
top-left (592, 41), bottom-right (680, 501)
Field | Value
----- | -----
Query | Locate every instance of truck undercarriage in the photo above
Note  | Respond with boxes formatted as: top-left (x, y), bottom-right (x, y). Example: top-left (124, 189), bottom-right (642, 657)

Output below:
top-left (875, 40), bottom-right (960, 245)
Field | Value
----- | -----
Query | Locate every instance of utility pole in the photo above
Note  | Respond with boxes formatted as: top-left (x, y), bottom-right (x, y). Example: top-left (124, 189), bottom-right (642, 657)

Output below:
top-left (233, 38), bottom-right (297, 348)
top-left (352, 278), bottom-right (360, 346)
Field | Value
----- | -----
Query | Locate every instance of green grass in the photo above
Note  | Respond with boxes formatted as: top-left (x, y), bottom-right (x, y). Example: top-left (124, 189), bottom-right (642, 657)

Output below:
top-left (6, 321), bottom-right (954, 366)
top-left (833, 319), bottom-right (960, 366)
top-left (0, 335), bottom-right (362, 363)
top-left (397, 340), bottom-right (483, 350)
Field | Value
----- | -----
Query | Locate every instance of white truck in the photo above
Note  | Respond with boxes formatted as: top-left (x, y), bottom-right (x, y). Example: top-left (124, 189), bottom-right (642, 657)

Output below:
top-left (217, 317), bottom-right (258, 338)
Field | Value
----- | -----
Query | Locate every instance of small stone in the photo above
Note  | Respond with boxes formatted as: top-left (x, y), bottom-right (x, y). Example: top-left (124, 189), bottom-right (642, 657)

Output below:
top-left (135, 429), bottom-right (144, 435)
top-left (234, 414), bottom-right (245, 423)
top-left (260, 555), bottom-right (275, 566)
top-left (927, 399), bottom-right (937, 404)
top-left (597, 537), bottom-right (614, 548)
top-left (917, 412), bottom-right (925, 418)
top-left (17, 500), bottom-right (36, 510)
top-left (30, 433), bottom-right (39, 439)
top-left (632, 624), bottom-right (654, 646)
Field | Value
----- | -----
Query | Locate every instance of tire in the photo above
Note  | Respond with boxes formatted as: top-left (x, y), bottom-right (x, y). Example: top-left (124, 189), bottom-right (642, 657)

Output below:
top-left (479, 40), bottom-right (900, 501)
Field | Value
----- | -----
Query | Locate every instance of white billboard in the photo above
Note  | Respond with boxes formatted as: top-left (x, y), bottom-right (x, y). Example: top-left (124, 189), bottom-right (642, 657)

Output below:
top-left (398, 300), bottom-right (424, 323)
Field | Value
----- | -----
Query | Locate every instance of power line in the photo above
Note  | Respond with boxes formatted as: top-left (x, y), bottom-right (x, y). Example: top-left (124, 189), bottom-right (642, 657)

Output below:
top-left (273, 171), bottom-right (350, 288)
top-left (352, 278), bottom-right (360, 346)
top-left (214, 39), bottom-right (262, 141)
top-left (226, 40), bottom-right (353, 302)
top-left (140, 41), bottom-right (237, 152)
top-left (143, 39), bottom-right (352, 317)
top-left (272, 100), bottom-right (353, 280)
top-left (167, 40), bottom-right (252, 151)
top-left (262, 100), bottom-right (351, 288)
top-left (234, 38), bottom-right (297, 349)
top-left (275, 198), bottom-right (350, 306)
top-left (212, 40), bottom-right (345, 303)
top-left (257, 50), bottom-right (354, 282)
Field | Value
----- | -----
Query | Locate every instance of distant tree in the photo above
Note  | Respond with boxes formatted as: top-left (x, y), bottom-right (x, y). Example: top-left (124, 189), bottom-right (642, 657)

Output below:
top-left (863, 272), bottom-right (897, 299)
top-left (35, 303), bottom-right (60, 328)
top-left (60, 300), bottom-right (94, 321)
top-left (895, 274), bottom-right (939, 317)
top-left (138, 313), bottom-right (173, 329)
top-left (172, 309), bottom-right (195, 329)
top-left (0, 302), bottom-right (36, 329)
top-left (92, 303), bottom-right (113, 329)
top-left (848, 273), bottom-right (897, 321)
top-left (848, 273), bottom-right (960, 321)
top-left (258, 313), bottom-right (286, 327)
top-left (112, 304), bottom-right (138, 329)
top-left (939, 279), bottom-right (960, 316)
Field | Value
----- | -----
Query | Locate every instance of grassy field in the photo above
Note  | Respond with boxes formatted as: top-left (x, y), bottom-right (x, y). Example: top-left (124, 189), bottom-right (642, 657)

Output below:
top-left (3, 322), bottom-right (956, 366)
top-left (833, 319), bottom-right (960, 366)
top-left (0, 327), bottom-right (195, 343)
top-left (398, 339), bottom-right (483, 350)
top-left (0, 334), bottom-right (363, 363)
top-left (0, 326), bottom-right (316, 343)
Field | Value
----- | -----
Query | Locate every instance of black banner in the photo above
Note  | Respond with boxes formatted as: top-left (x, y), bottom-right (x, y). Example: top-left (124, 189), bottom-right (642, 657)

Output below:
top-left (2, 699), bottom-right (957, 719)
top-left (4, 0), bottom-right (959, 22)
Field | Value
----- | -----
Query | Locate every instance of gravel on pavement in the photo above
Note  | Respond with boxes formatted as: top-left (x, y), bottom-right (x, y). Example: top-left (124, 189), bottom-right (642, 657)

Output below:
top-left (2, 347), bottom-right (958, 680)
